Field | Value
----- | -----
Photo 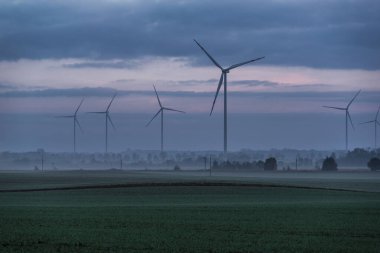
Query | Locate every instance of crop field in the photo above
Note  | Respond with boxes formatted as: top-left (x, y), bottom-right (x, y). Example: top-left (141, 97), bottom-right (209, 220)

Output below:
top-left (0, 170), bottom-right (380, 252)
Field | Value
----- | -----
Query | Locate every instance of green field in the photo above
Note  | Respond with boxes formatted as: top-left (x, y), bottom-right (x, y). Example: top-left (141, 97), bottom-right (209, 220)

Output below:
top-left (0, 170), bottom-right (380, 252)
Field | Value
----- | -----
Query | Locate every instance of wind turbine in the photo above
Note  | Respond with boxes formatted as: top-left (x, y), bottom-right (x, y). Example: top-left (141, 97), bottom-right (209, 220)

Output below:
top-left (323, 90), bottom-right (361, 151)
top-left (359, 105), bottom-right (380, 149)
top-left (146, 85), bottom-right (185, 152)
top-left (88, 94), bottom-right (117, 153)
top-left (56, 98), bottom-right (84, 153)
top-left (194, 39), bottom-right (264, 153)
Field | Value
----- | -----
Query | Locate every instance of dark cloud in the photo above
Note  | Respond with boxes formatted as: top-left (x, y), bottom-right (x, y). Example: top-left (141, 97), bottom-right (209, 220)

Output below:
top-left (0, 83), bottom-right (18, 90)
top-left (230, 80), bottom-right (279, 87)
top-left (62, 60), bottom-right (139, 69)
top-left (0, 0), bottom-right (379, 69)
top-left (161, 79), bottom-right (330, 89)
top-left (0, 82), bottom-right (45, 92)
top-left (174, 79), bottom-right (218, 86)
top-left (0, 87), bottom-right (118, 97)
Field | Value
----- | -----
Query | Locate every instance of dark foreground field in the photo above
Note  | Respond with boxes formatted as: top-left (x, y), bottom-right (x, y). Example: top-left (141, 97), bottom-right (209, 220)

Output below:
top-left (0, 170), bottom-right (379, 253)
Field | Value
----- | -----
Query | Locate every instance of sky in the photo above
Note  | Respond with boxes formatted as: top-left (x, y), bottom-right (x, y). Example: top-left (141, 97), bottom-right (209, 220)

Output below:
top-left (0, 0), bottom-right (379, 152)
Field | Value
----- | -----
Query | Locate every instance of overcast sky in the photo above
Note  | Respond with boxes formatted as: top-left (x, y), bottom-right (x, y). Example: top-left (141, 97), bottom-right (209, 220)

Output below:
top-left (0, 0), bottom-right (379, 152)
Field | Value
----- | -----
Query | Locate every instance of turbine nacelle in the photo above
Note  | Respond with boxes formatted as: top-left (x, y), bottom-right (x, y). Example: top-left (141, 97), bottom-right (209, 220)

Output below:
top-left (322, 90), bottom-right (361, 150)
top-left (194, 39), bottom-right (264, 153)
top-left (194, 39), bottom-right (264, 118)
top-left (55, 98), bottom-right (85, 152)
top-left (146, 85), bottom-right (185, 151)
top-left (146, 85), bottom-right (185, 127)
top-left (359, 104), bottom-right (380, 149)
top-left (87, 94), bottom-right (117, 152)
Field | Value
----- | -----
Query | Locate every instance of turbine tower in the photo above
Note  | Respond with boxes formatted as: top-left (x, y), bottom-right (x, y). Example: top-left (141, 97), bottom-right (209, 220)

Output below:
top-left (194, 39), bottom-right (264, 153)
top-left (56, 98), bottom-right (84, 153)
top-left (360, 105), bottom-right (380, 149)
top-left (323, 90), bottom-right (361, 151)
top-left (146, 85), bottom-right (185, 152)
top-left (88, 94), bottom-right (117, 153)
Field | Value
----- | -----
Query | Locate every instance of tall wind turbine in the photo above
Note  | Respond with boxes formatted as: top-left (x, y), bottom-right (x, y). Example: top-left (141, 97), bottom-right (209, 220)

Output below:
top-left (88, 94), bottom-right (117, 153)
top-left (56, 98), bottom-right (84, 153)
top-left (194, 39), bottom-right (264, 153)
top-left (359, 105), bottom-right (380, 149)
top-left (323, 90), bottom-right (361, 151)
top-left (146, 85), bottom-right (185, 152)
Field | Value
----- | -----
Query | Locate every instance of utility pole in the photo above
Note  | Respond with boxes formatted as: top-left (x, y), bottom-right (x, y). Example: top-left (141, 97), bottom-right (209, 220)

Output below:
top-left (295, 155), bottom-right (298, 171)
top-left (209, 155), bottom-right (212, 177)
top-left (41, 150), bottom-right (44, 171)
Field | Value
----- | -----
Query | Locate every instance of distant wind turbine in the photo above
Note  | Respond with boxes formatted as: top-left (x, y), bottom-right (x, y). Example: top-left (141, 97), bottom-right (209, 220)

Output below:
top-left (323, 90), bottom-right (361, 151)
top-left (56, 98), bottom-right (84, 153)
top-left (359, 105), bottom-right (380, 149)
top-left (146, 85), bottom-right (185, 152)
top-left (88, 94), bottom-right (117, 153)
top-left (194, 39), bottom-right (264, 153)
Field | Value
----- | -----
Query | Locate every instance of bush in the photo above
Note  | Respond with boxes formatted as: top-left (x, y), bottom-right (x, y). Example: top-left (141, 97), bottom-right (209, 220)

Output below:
top-left (257, 160), bottom-right (264, 170)
top-left (322, 157), bottom-right (337, 171)
top-left (368, 157), bottom-right (380, 171)
top-left (264, 157), bottom-right (277, 171)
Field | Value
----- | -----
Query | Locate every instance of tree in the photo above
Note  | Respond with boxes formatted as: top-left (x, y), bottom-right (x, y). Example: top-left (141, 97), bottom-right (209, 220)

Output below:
top-left (368, 158), bottom-right (380, 171)
top-left (256, 160), bottom-right (264, 170)
top-left (174, 165), bottom-right (181, 171)
top-left (322, 157), bottom-right (337, 171)
top-left (264, 157), bottom-right (277, 171)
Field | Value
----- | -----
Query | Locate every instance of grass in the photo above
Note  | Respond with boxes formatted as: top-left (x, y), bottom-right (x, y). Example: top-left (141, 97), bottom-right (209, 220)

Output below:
top-left (0, 171), bottom-right (380, 252)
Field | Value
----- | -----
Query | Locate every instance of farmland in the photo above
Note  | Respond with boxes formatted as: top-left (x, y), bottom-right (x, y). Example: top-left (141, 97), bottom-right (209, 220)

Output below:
top-left (0, 170), bottom-right (380, 252)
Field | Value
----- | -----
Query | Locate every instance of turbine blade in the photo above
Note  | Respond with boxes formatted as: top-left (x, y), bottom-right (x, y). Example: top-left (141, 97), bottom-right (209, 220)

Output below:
top-left (227, 56), bottom-right (265, 71)
top-left (347, 111), bottom-right (355, 130)
top-left (164, 107), bottom-right (186, 113)
top-left (347, 89), bottom-right (361, 108)
top-left (359, 120), bottom-right (375, 124)
top-left (153, 85), bottom-right (162, 108)
top-left (377, 120), bottom-right (380, 126)
top-left (146, 109), bottom-right (162, 127)
top-left (75, 98), bottom-right (85, 114)
top-left (322, 106), bottom-right (346, 110)
top-left (106, 93), bottom-right (117, 112)
top-left (107, 114), bottom-right (116, 130)
top-left (376, 105), bottom-right (380, 120)
top-left (75, 118), bottom-right (84, 133)
top-left (210, 73), bottom-right (224, 116)
top-left (194, 39), bottom-right (223, 70)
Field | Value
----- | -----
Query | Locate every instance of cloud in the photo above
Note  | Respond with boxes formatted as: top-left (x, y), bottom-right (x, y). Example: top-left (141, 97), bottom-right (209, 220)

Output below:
top-left (63, 61), bottom-right (137, 69)
top-left (0, 83), bottom-right (18, 90)
top-left (153, 79), bottom-right (332, 91)
top-left (0, 87), bottom-right (118, 97)
top-left (1, 86), bottom-right (379, 105)
top-left (0, 0), bottom-right (379, 69)
top-left (229, 80), bottom-right (279, 87)
top-left (0, 82), bottom-right (45, 92)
